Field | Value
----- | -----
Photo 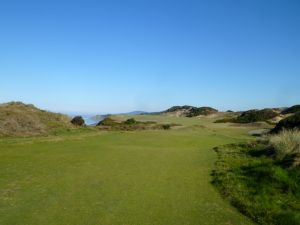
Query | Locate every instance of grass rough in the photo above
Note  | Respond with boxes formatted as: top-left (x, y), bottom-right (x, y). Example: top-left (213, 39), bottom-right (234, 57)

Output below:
top-left (212, 142), bottom-right (300, 225)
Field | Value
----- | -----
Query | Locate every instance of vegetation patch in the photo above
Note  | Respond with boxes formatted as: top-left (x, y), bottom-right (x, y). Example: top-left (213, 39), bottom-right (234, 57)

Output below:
top-left (165, 105), bottom-right (218, 117)
top-left (269, 129), bottom-right (300, 167)
top-left (272, 112), bottom-right (300, 133)
top-left (0, 102), bottom-right (74, 137)
top-left (212, 133), bottom-right (300, 225)
top-left (97, 117), bottom-right (178, 131)
top-left (282, 105), bottom-right (300, 115)
top-left (186, 107), bottom-right (218, 117)
top-left (71, 116), bottom-right (86, 126)
top-left (215, 109), bottom-right (278, 123)
top-left (165, 105), bottom-right (193, 113)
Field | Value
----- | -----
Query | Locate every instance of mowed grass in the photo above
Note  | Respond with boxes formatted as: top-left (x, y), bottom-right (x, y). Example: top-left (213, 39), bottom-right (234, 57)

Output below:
top-left (0, 116), bottom-right (258, 225)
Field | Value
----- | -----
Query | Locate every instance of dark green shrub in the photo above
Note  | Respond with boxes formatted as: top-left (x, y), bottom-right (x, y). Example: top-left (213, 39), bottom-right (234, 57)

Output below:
top-left (71, 116), bottom-right (85, 126)
top-left (162, 124), bottom-right (171, 130)
top-left (124, 118), bottom-right (137, 125)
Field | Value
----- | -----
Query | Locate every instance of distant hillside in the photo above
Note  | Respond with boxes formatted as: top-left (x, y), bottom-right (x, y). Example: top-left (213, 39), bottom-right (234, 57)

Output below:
top-left (122, 111), bottom-right (148, 115)
top-left (234, 109), bottom-right (278, 123)
top-left (164, 105), bottom-right (218, 117)
top-left (215, 109), bottom-right (279, 124)
top-left (90, 111), bottom-right (149, 124)
top-left (91, 111), bottom-right (148, 120)
top-left (0, 102), bottom-right (73, 137)
top-left (271, 112), bottom-right (300, 133)
top-left (282, 105), bottom-right (300, 115)
top-left (90, 114), bottom-right (111, 122)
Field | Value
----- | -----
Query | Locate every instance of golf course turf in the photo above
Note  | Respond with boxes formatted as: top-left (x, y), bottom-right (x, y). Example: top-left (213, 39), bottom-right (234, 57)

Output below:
top-left (0, 115), bottom-right (258, 225)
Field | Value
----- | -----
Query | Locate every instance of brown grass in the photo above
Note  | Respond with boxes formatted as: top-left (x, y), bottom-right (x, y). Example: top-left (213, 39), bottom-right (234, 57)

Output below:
top-left (0, 102), bottom-right (73, 137)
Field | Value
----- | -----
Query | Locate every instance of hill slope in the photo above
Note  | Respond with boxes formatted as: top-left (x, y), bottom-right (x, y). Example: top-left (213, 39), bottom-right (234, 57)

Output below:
top-left (164, 105), bottom-right (218, 117)
top-left (0, 102), bottom-right (73, 137)
top-left (282, 105), bottom-right (300, 115)
top-left (234, 109), bottom-right (278, 123)
top-left (271, 112), bottom-right (300, 133)
top-left (215, 109), bottom-right (279, 124)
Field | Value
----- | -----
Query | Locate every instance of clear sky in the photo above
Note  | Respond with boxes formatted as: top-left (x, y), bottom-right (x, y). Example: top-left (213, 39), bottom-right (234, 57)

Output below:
top-left (0, 0), bottom-right (299, 114)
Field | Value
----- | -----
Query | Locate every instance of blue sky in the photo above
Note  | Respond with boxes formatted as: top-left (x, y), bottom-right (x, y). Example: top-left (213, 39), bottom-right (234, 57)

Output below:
top-left (0, 0), bottom-right (299, 114)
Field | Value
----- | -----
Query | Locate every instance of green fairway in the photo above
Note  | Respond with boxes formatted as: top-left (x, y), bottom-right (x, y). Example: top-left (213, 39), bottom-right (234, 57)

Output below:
top-left (0, 116), bottom-right (258, 225)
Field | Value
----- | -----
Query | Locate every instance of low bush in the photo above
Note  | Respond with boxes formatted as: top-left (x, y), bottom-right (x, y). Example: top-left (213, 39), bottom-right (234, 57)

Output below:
top-left (162, 124), bottom-right (171, 130)
top-left (97, 117), bottom-right (178, 131)
top-left (214, 117), bottom-right (235, 123)
top-left (124, 118), bottom-right (137, 125)
top-left (97, 117), bottom-right (117, 126)
top-left (71, 116), bottom-right (85, 126)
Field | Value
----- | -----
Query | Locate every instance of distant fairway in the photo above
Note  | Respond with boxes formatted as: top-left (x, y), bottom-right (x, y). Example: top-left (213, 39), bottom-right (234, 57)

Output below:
top-left (0, 116), bottom-right (257, 225)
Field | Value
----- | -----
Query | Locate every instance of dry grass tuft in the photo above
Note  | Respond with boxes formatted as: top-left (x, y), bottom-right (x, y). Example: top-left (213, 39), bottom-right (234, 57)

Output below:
top-left (269, 129), bottom-right (300, 167)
